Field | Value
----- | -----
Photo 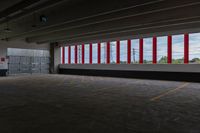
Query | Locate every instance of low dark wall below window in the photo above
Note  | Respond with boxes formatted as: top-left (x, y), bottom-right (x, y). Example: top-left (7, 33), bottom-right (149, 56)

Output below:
top-left (59, 64), bottom-right (200, 82)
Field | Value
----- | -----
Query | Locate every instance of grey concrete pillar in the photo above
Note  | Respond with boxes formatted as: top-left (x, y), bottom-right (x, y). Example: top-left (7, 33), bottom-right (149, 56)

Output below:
top-left (50, 43), bottom-right (61, 74)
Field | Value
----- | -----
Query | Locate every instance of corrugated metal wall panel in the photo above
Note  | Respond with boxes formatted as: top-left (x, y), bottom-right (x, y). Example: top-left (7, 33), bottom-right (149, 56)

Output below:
top-left (7, 48), bottom-right (50, 75)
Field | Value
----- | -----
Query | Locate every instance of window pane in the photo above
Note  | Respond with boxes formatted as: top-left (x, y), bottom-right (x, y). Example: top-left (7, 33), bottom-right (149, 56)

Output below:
top-left (85, 44), bottom-right (89, 64)
top-left (189, 33), bottom-right (200, 64)
top-left (101, 42), bottom-right (106, 64)
top-left (65, 47), bottom-right (68, 64)
top-left (71, 46), bottom-right (75, 64)
top-left (77, 45), bottom-right (81, 64)
top-left (131, 39), bottom-right (139, 64)
top-left (157, 36), bottom-right (167, 64)
top-left (172, 35), bottom-right (184, 64)
top-left (110, 41), bottom-right (116, 64)
top-left (92, 43), bottom-right (98, 64)
top-left (120, 40), bottom-right (127, 64)
top-left (143, 38), bottom-right (152, 64)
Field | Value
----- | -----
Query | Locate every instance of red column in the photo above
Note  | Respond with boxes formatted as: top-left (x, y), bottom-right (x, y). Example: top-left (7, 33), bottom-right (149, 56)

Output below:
top-left (127, 39), bottom-right (131, 64)
top-left (62, 47), bottom-right (65, 64)
top-left (116, 40), bottom-right (120, 64)
top-left (139, 38), bottom-right (143, 64)
top-left (89, 43), bottom-right (93, 64)
top-left (184, 33), bottom-right (189, 64)
top-left (153, 37), bottom-right (157, 64)
top-left (75, 45), bottom-right (78, 64)
top-left (98, 43), bottom-right (101, 64)
top-left (168, 35), bottom-right (172, 64)
top-left (82, 44), bottom-right (85, 64)
top-left (68, 46), bottom-right (71, 64)
top-left (107, 42), bottom-right (110, 64)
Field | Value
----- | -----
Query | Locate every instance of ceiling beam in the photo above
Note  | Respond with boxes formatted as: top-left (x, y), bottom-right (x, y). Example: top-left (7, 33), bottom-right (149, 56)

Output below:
top-left (0, 0), bottom-right (68, 25)
top-left (0, 0), bottom-right (40, 19)
top-left (37, 19), bottom-right (200, 44)
top-left (6, 0), bottom-right (200, 40)
top-left (26, 4), bottom-right (200, 43)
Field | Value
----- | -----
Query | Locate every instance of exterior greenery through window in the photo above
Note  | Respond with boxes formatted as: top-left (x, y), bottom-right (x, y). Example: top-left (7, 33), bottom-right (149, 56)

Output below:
top-left (61, 33), bottom-right (200, 64)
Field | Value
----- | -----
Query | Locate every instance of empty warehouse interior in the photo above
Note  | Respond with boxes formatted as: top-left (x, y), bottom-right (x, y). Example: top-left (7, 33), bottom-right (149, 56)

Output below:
top-left (1, 0), bottom-right (200, 132)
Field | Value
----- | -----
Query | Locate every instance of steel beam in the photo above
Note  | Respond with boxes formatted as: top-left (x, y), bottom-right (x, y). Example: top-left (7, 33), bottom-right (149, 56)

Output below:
top-left (82, 44), bottom-right (85, 64)
top-left (127, 39), bottom-right (131, 64)
top-left (68, 46), bottom-right (71, 64)
top-left (116, 40), bottom-right (120, 64)
top-left (139, 38), bottom-right (143, 64)
top-left (107, 42), bottom-right (110, 64)
top-left (184, 33), bottom-right (189, 64)
top-left (62, 47), bottom-right (65, 64)
top-left (90, 43), bottom-right (93, 64)
top-left (153, 36), bottom-right (157, 64)
top-left (168, 35), bottom-right (172, 64)
top-left (75, 45), bottom-right (78, 64)
top-left (98, 43), bottom-right (101, 64)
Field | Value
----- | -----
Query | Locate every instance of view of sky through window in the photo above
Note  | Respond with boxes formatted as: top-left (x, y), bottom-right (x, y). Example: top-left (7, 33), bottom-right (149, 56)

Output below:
top-left (62, 33), bottom-right (200, 64)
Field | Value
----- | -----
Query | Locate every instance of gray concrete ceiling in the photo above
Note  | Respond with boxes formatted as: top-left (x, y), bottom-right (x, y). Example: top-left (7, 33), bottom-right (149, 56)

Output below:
top-left (0, 0), bottom-right (200, 45)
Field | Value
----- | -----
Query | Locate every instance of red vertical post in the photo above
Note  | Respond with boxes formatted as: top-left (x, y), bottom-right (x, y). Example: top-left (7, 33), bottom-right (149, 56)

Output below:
top-left (75, 45), bottom-right (78, 64)
top-left (184, 33), bottom-right (189, 64)
top-left (116, 40), bottom-right (120, 64)
top-left (82, 44), bottom-right (85, 64)
top-left (107, 42), bottom-right (110, 64)
top-left (153, 36), bottom-right (157, 64)
top-left (139, 38), bottom-right (143, 64)
top-left (89, 43), bottom-right (93, 64)
top-left (168, 35), bottom-right (172, 64)
top-left (68, 46), bottom-right (71, 64)
top-left (127, 39), bottom-right (131, 64)
top-left (62, 47), bottom-right (65, 64)
top-left (98, 43), bottom-right (101, 64)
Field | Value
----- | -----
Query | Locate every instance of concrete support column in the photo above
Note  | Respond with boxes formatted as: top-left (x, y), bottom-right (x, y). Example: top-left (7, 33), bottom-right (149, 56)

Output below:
top-left (50, 43), bottom-right (61, 74)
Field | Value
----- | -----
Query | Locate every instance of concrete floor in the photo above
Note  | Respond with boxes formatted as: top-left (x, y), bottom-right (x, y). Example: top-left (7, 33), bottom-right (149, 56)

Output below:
top-left (0, 74), bottom-right (200, 133)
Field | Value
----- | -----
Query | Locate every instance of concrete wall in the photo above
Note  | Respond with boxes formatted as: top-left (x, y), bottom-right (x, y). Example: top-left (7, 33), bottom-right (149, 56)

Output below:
top-left (0, 40), bottom-right (50, 57)
top-left (60, 64), bottom-right (200, 73)
top-left (59, 64), bottom-right (200, 82)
